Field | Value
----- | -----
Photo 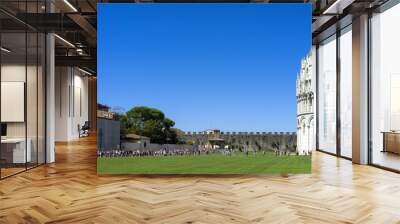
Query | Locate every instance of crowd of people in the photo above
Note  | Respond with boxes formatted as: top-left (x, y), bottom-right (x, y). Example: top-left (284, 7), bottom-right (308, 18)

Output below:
top-left (98, 146), bottom-right (244, 157)
top-left (97, 147), bottom-right (304, 158)
top-left (98, 148), bottom-right (202, 158)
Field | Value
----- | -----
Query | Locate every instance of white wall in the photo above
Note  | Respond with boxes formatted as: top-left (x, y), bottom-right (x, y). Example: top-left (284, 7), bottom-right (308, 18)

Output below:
top-left (55, 67), bottom-right (89, 141)
top-left (1, 65), bottom-right (26, 142)
top-left (55, 67), bottom-right (67, 141)
top-left (72, 72), bottom-right (89, 138)
top-left (1, 65), bottom-right (25, 130)
top-left (1, 63), bottom-right (46, 164)
top-left (1, 65), bottom-right (39, 138)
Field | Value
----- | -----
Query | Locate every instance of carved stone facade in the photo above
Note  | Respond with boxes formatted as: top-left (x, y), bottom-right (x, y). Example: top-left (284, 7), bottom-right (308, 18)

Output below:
top-left (296, 51), bottom-right (314, 155)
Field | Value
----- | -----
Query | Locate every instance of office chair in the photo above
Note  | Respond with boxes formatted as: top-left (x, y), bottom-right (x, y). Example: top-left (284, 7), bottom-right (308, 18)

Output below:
top-left (79, 121), bottom-right (90, 138)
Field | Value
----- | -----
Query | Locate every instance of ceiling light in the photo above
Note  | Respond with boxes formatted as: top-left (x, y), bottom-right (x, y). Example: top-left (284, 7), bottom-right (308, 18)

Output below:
top-left (63, 0), bottom-right (78, 12)
top-left (323, 0), bottom-right (341, 14)
top-left (76, 48), bottom-right (85, 55)
top-left (322, 0), bottom-right (355, 15)
top-left (54, 34), bottom-right (75, 48)
top-left (1, 47), bottom-right (11, 53)
top-left (78, 67), bottom-right (93, 76)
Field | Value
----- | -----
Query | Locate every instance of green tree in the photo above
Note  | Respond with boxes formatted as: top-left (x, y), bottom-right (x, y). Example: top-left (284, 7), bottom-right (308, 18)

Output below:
top-left (120, 106), bottom-right (179, 144)
top-left (114, 112), bottom-right (128, 136)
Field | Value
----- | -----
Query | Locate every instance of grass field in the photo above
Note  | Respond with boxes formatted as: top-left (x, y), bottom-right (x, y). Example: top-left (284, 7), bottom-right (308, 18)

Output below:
top-left (97, 153), bottom-right (311, 174)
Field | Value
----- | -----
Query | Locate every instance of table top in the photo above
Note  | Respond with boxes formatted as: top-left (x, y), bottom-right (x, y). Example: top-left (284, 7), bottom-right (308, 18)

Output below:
top-left (381, 131), bottom-right (400, 134)
top-left (1, 138), bottom-right (28, 143)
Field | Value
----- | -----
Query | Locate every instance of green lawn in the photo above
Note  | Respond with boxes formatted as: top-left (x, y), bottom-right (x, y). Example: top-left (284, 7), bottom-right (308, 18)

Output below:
top-left (97, 153), bottom-right (311, 174)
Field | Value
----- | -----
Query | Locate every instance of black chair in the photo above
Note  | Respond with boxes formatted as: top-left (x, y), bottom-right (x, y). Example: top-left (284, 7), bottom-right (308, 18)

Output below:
top-left (79, 121), bottom-right (90, 138)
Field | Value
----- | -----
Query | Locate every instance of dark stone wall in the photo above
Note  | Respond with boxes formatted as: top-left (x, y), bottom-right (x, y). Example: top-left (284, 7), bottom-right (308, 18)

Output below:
top-left (97, 118), bottom-right (121, 151)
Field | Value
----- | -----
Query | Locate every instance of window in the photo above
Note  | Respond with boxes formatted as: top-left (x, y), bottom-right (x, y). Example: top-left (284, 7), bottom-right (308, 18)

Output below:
top-left (317, 35), bottom-right (337, 154)
top-left (370, 3), bottom-right (400, 171)
top-left (339, 25), bottom-right (352, 158)
top-left (0, 3), bottom-right (46, 179)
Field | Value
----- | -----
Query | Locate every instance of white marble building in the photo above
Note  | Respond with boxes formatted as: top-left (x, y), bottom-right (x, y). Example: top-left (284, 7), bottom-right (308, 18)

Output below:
top-left (296, 51), bottom-right (314, 155)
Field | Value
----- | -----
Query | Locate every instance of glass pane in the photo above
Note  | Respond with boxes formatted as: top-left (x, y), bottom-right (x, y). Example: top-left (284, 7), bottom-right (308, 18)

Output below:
top-left (1, 31), bottom-right (27, 177)
top-left (317, 35), bottom-right (337, 154)
top-left (27, 31), bottom-right (38, 169)
top-left (371, 4), bottom-right (400, 171)
top-left (339, 26), bottom-right (352, 158)
top-left (38, 33), bottom-right (45, 165)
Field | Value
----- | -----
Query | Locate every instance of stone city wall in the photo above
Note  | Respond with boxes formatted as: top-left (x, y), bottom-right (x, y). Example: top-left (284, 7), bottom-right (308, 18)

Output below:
top-left (121, 143), bottom-right (197, 152)
top-left (183, 132), bottom-right (297, 151)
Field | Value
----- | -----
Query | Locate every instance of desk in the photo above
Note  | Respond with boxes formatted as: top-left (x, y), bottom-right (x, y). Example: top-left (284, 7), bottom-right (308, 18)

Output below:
top-left (1, 138), bottom-right (31, 164)
top-left (382, 131), bottom-right (400, 154)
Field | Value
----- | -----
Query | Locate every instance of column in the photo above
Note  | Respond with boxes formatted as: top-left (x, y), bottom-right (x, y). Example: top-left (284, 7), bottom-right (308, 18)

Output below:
top-left (46, 33), bottom-right (55, 163)
top-left (45, 1), bottom-right (55, 163)
top-left (352, 14), bottom-right (369, 164)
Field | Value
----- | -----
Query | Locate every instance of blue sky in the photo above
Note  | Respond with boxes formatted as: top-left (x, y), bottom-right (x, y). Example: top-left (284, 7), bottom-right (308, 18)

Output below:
top-left (98, 4), bottom-right (311, 132)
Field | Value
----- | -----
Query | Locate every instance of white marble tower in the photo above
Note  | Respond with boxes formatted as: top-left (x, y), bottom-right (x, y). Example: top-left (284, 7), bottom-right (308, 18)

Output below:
top-left (296, 51), bottom-right (314, 155)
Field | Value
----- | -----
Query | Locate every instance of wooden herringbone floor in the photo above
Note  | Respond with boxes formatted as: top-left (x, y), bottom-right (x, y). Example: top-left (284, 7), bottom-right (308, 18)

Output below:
top-left (1, 135), bottom-right (400, 224)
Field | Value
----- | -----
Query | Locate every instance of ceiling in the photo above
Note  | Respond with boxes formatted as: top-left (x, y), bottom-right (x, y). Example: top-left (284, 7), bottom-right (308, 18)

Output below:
top-left (4, 0), bottom-right (387, 74)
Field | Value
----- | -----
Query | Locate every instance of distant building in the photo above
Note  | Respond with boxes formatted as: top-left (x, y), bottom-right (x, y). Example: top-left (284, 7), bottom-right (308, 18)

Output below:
top-left (97, 103), bottom-right (115, 120)
top-left (203, 129), bottom-right (225, 149)
top-left (296, 51), bottom-right (314, 155)
top-left (97, 104), bottom-right (121, 151)
top-left (120, 134), bottom-right (151, 151)
top-left (123, 134), bottom-right (150, 145)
